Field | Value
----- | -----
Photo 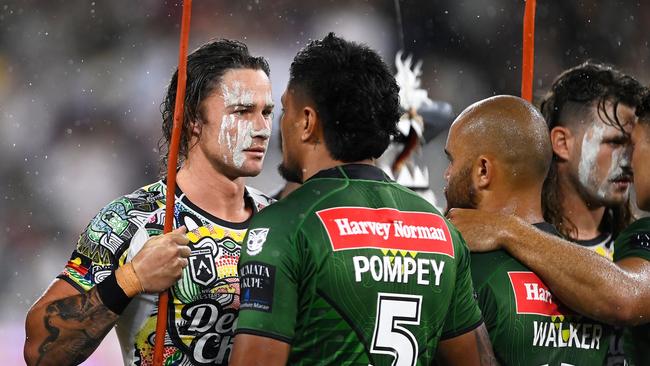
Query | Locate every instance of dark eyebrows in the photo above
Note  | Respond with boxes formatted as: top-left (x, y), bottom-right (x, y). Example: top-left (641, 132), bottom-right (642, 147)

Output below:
top-left (444, 148), bottom-right (452, 161)
top-left (226, 103), bottom-right (255, 109)
top-left (602, 134), bottom-right (629, 144)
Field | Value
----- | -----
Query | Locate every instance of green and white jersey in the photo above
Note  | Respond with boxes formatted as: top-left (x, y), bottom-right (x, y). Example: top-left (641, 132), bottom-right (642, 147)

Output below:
top-left (58, 180), bottom-right (273, 366)
top-left (471, 223), bottom-right (612, 366)
top-left (613, 217), bottom-right (650, 366)
top-left (235, 164), bottom-right (483, 366)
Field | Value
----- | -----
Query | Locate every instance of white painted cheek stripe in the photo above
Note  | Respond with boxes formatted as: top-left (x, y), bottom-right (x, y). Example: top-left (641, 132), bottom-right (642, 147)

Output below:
top-left (578, 124), bottom-right (605, 188)
top-left (232, 120), bottom-right (254, 168)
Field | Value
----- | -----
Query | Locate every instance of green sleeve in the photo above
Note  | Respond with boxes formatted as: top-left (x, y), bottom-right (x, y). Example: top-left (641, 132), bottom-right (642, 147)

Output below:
top-left (235, 208), bottom-right (302, 343)
top-left (614, 217), bottom-right (650, 262)
top-left (470, 253), bottom-right (499, 332)
top-left (441, 232), bottom-right (484, 339)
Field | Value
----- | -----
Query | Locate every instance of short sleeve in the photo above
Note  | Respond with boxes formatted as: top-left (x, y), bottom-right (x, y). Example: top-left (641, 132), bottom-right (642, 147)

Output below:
top-left (614, 217), bottom-right (650, 262)
top-left (472, 276), bottom-right (498, 333)
top-left (440, 233), bottom-right (483, 339)
top-left (57, 197), bottom-right (140, 293)
top-left (235, 210), bottom-right (302, 344)
top-left (469, 252), bottom-right (502, 333)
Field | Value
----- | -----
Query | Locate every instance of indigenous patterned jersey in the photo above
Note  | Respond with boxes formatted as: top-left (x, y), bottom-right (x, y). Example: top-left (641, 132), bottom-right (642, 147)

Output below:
top-left (576, 228), bottom-right (615, 260)
top-left (471, 223), bottom-right (612, 366)
top-left (235, 164), bottom-right (482, 366)
top-left (614, 217), bottom-right (650, 366)
top-left (574, 213), bottom-right (627, 365)
top-left (57, 180), bottom-right (273, 366)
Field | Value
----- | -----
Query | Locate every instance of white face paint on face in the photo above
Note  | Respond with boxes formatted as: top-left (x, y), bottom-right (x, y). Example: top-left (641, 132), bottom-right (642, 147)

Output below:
top-left (221, 81), bottom-right (254, 108)
top-left (192, 68), bottom-right (273, 178)
top-left (265, 91), bottom-right (273, 107)
top-left (597, 145), bottom-right (631, 198)
top-left (218, 114), bottom-right (237, 162)
top-left (574, 107), bottom-right (634, 206)
top-left (578, 122), bottom-right (606, 192)
top-left (217, 89), bottom-right (272, 168)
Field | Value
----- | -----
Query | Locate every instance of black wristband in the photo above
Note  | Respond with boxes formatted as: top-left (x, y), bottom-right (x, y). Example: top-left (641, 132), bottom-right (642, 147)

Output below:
top-left (96, 272), bottom-right (133, 315)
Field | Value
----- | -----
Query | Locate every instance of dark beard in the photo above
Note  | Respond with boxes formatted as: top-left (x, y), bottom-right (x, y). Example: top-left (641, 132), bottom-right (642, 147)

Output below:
top-left (444, 165), bottom-right (478, 214)
top-left (278, 162), bottom-right (303, 184)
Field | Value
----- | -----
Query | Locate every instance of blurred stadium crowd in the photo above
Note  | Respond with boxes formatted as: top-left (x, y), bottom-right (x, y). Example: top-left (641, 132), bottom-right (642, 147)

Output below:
top-left (1, 1), bottom-right (649, 363)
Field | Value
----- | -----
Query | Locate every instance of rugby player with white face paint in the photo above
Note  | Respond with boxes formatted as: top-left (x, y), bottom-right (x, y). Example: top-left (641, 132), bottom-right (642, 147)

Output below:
top-left (24, 40), bottom-right (275, 366)
top-left (187, 69), bottom-right (273, 181)
top-left (533, 62), bottom-right (641, 252)
top-left (573, 102), bottom-right (634, 216)
top-left (448, 62), bottom-right (650, 365)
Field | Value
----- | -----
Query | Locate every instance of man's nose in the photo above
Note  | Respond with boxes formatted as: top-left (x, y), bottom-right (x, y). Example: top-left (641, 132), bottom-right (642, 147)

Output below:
top-left (254, 112), bottom-right (271, 132)
top-left (621, 144), bottom-right (633, 167)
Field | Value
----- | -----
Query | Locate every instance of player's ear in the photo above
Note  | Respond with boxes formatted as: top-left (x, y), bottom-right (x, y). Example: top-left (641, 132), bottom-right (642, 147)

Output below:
top-left (550, 126), bottom-right (573, 161)
top-left (186, 112), bottom-right (202, 136)
top-left (301, 106), bottom-right (320, 144)
top-left (474, 155), bottom-right (493, 189)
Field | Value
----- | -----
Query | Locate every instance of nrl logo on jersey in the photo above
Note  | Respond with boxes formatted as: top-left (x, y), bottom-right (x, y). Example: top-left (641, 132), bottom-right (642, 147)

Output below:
top-left (189, 237), bottom-right (218, 287)
top-left (247, 228), bottom-right (269, 256)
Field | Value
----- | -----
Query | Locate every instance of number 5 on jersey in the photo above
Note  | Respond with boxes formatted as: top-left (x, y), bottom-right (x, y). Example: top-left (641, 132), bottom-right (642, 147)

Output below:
top-left (370, 293), bottom-right (423, 366)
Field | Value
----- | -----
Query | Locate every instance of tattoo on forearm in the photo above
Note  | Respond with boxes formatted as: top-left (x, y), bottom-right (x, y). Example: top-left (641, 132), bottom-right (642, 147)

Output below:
top-left (475, 325), bottom-right (499, 366)
top-left (36, 288), bottom-right (118, 365)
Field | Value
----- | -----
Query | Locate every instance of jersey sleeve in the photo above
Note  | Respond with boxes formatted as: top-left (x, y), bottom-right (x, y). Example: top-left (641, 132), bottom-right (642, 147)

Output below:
top-left (56, 197), bottom-right (139, 293)
top-left (613, 217), bottom-right (650, 262)
top-left (235, 208), bottom-right (303, 344)
top-left (469, 253), bottom-right (499, 332)
top-left (440, 231), bottom-right (484, 339)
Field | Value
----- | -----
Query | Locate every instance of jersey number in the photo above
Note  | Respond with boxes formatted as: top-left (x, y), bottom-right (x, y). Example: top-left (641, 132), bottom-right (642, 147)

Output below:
top-left (370, 293), bottom-right (423, 366)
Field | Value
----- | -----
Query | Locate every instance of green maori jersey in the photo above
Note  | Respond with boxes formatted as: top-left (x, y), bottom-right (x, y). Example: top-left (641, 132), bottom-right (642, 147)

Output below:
top-left (471, 222), bottom-right (612, 366)
top-left (57, 180), bottom-right (273, 366)
top-left (235, 164), bottom-right (483, 366)
top-left (613, 217), bottom-right (650, 366)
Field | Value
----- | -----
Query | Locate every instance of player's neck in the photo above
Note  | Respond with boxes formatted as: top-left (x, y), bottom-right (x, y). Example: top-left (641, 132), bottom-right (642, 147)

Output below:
top-left (558, 174), bottom-right (605, 241)
top-left (175, 160), bottom-right (251, 223)
top-left (300, 145), bottom-right (374, 181)
top-left (479, 188), bottom-right (544, 224)
top-left (302, 158), bottom-right (375, 182)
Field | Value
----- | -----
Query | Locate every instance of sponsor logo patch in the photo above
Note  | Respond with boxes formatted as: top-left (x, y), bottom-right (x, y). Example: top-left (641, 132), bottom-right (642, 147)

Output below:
top-left (239, 261), bottom-right (275, 312)
top-left (246, 228), bottom-right (269, 256)
top-left (508, 271), bottom-right (572, 316)
top-left (316, 207), bottom-right (453, 257)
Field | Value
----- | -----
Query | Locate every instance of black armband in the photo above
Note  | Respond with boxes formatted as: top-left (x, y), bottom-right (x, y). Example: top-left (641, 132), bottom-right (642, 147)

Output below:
top-left (96, 272), bottom-right (133, 315)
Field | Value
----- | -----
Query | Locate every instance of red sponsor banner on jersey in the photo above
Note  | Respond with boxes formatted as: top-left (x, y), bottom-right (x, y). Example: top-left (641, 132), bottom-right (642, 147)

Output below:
top-left (508, 271), bottom-right (572, 316)
top-left (316, 207), bottom-right (454, 257)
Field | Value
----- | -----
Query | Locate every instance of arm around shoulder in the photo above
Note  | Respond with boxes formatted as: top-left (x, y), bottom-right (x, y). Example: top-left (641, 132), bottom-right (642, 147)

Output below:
top-left (497, 217), bottom-right (650, 326)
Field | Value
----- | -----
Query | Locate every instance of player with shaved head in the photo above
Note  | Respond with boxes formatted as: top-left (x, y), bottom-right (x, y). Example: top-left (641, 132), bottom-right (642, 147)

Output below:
top-left (445, 96), bottom-right (552, 214)
top-left (445, 95), bottom-right (612, 365)
top-left (449, 64), bottom-right (650, 365)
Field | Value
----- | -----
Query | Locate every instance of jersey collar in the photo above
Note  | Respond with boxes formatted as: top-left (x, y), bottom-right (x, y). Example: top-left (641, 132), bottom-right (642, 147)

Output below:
top-left (306, 164), bottom-right (392, 183)
top-left (161, 178), bottom-right (255, 230)
top-left (533, 222), bottom-right (561, 237)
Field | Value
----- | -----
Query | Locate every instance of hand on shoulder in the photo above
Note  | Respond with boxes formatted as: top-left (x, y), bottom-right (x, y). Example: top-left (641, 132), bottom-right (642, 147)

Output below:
top-left (446, 208), bottom-right (519, 252)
